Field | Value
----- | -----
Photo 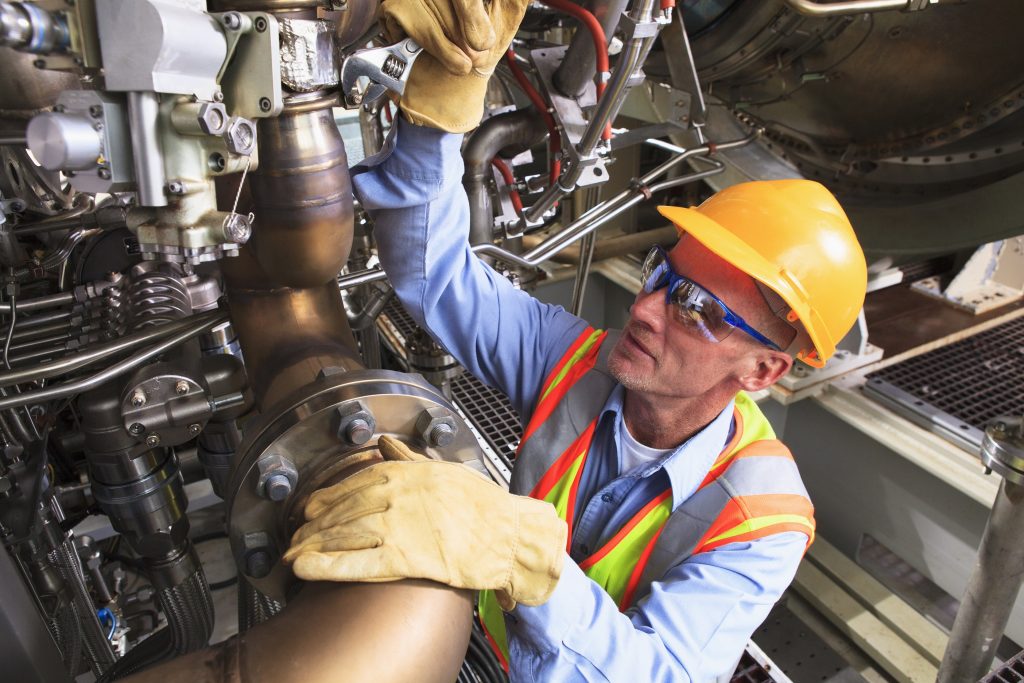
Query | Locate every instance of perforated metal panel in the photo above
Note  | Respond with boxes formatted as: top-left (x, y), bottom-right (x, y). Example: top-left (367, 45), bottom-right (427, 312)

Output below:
top-left (864, 316), bottom-right (1024, 451)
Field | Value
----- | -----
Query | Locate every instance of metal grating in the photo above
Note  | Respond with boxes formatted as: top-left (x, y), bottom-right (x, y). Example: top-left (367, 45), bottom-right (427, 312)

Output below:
top-left (984, 650), bottom-right (1024, 683)
top-left (753, 601), bottom-right (865, 682)
top-left (730, 651), bottom-right (777, 683)
top-left (864, 315), bottom-right (1024, 452)
top-left (451, 373), bottom-right (522, 469)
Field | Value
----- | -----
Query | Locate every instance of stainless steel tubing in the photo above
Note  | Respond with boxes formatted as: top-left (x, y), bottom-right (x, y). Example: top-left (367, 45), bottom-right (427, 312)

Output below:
top-left (523, 0), bottom-right (659, 225)
top-left (0, 311), bottom-right (223, 387)
top-left (553, 0), bottom-right (631, 98)
top-left (127, 92), bottom-right (168, 208)
top-left (13, 308), bottom-right (71, 329)
top-left (0, 135), bottom-right (25, 145)
top-left (782, 0), bottom-right (909, 16)
top-left (937, 478), bottom-right (1024, 682)
top-left (0, 312), bottom-right (226, 409)
top-left (463, 110), bottom-right (547, 244)
top-left (0, 290), bottom-right (74, 313)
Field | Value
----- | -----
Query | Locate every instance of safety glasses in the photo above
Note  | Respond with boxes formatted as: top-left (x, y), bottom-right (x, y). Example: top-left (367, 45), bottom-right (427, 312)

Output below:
top-left (640, 246), bottom-right (783, 351)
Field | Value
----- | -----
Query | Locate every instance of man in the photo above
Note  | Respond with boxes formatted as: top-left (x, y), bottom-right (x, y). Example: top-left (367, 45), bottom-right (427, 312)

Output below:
top-left (283, 1), bottom-right (868, 680)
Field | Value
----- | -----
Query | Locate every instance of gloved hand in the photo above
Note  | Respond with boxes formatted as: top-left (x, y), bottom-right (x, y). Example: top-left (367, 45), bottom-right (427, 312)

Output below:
top-left (283, 435), bottom-right (567, 610)
top-left (380, 0), bottom-right (530, 132)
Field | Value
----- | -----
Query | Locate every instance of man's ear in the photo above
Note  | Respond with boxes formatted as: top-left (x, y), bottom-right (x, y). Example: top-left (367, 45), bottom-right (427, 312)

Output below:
top-left (737, 351), bottom-right (793, 392)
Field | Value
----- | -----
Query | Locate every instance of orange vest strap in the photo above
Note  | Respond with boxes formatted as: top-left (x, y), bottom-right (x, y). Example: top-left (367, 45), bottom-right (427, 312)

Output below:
top-left (620, 523), bottom-right (667, 610)
top-left (694, 493), bottom-right (815, 554)
top-left (522, 329), bottom-right (606, 444)
top-left (699, 435), bottom-right (792, 490)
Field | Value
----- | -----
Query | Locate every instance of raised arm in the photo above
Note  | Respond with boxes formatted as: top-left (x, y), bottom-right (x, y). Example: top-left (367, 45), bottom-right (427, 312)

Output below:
top-left (351, 119), bottom-right (588, 416)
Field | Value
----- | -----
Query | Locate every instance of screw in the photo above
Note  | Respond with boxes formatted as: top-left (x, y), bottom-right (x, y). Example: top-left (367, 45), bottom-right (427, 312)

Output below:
top-left (175, 380), bottom-right (190, 395)
top-left (213, 90), bottom-right (224, 103)
top-left (254, 16), bottom-right (268, 32)
top-left (89, 104), bottom-right (103, 118)
top-left (428, 422), bottom-right (455, 448)
top-left (259, 97), bottom-right (272, 112)
top-left (145, 434), bottom-right (161, 447)
top-left (345, 417), bottom-right (373, 446)
top-left (187, 423), bottom-right (201, 436)
top-left (130, 390), bottom-right (146, 407)
top-left (98, 168), bottom-right (111, 180)
top-left (265, 473), bottom-right (293, 502)
top-left (222, 12), bottom-right (241, 30)
top-left (166, 181), bottom-right (185, 195)
top-left (245, 550), bottom-right (272, 578)
top-left (129, 423), bottom-right (144, 435)
top-left (33, 59), bottom-right (45, 69)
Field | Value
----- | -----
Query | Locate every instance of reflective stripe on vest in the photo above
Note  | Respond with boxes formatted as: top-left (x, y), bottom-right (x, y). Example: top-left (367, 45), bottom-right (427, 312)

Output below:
top-left (480, 327), bottom-right (814, 667)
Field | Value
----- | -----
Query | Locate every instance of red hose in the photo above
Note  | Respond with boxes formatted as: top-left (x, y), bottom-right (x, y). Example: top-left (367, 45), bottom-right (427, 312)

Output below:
top-left (661, 0), bottom-right (675, 8)
top-left (536, 0), bottom-right (612, 140)
top-left (505, 49), bottom-right (562, 185)
top-left (491, 158), bottom-right (524, 215)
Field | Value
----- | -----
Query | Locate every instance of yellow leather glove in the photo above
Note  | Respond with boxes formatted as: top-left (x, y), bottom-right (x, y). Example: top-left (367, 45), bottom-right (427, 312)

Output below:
top-left (283, 435), bottom-right (567, 610)
top-left (380, 0), bottom-right (531, 132)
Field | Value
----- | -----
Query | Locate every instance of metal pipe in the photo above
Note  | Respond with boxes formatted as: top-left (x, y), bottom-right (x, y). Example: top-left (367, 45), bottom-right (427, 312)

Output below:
top-left (553, 0), bottom-right (631, 98)
top-left (122, 581), bottom-right (472, 683)
top-left (522, 224), bottom-right (678, 264)
top-left (127, 91), bottom-right (168, 208)
top-left (0, 311), bottom-right (222, 387)
top-left (782, 0), bottom-right (909, 16)
top-left (0, 135), bottom-right (26, 145)
top-left (463, 110), bottom-right (547, 245)
top-left (13, 309), bottom-right (71, 329)
top-left (0, 290), bottom-right (74, 313)
top-left (0, 312), bottom-right (226, 410)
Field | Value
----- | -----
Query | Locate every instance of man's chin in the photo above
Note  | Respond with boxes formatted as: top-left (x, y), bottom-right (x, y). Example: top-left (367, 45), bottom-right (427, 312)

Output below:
top-left (608, 348), bottom-right (653, 393)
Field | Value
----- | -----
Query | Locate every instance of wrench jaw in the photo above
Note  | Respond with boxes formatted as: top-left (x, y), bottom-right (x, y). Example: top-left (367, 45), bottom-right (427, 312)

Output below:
top-left (340, 38), bottom-right (423, 110)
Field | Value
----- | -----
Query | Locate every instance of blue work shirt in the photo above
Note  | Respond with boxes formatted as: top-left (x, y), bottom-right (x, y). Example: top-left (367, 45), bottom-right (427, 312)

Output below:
top-left (352, 119), bottom-right (806, 683)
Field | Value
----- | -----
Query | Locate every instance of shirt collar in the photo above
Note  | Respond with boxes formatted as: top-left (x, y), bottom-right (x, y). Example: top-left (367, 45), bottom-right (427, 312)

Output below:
top-left (600, 385), bottom-right (736, 512)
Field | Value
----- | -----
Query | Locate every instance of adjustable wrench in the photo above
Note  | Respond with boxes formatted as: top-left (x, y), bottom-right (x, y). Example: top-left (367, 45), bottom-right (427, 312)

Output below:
top-left (340, 37), bottom-right (423, 109)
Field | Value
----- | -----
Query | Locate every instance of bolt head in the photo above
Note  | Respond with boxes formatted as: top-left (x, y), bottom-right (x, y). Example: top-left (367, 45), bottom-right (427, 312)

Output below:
top-left (175, 380), bottom-right (190, 395)
top-left (98, 167), bottom-right (111, 180)
top-left (265, 473), bottom-right (293, 502)
top-left (130, 390), bottom-right (146, 407)
top-left (222, 12), bottom-right (242, 29)
top-left (196, 102), bottom-right (228, 136)
top-left (166, 181), bottom-right (185, 195)
top-left (223, 116), bottom-right (257, 156)
top-left (187, 423), bottom-right (202, 436)
top-left (145, 434), bottom-right (161, 447)
top-left (129, 422), bottom-right (144, 435)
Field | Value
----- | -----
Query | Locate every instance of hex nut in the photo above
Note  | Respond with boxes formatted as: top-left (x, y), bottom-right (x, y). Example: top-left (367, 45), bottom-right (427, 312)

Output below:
top-left (196, 102), bottom-right (228, 135)
top-left (256, 454), bottom-right (298, 502)
top-left (223, 116), bottom-right (257, 156)
top-left (335, 402), bottom-right (375, 446)
top-left (316, 366), bottom-right (347, 380)
top-left (416, 407), bottom-right (458, 448)
top-left (175, 380), bottom-right (190, 395)
top-left (240, 531), bottom-right (274, 579)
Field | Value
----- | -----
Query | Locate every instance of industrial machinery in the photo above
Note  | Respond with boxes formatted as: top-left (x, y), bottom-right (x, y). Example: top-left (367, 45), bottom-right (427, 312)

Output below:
top-left (0, 0), bottom-right (1021, 680)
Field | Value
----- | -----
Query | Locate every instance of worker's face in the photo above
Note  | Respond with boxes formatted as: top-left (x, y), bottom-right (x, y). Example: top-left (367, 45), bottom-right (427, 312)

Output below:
top-left (607, 236), bottom-right (790, 398)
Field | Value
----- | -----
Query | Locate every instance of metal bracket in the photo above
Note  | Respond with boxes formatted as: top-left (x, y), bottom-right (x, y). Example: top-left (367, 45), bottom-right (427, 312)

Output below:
top-left (213, 12), bottom-right (283, 119)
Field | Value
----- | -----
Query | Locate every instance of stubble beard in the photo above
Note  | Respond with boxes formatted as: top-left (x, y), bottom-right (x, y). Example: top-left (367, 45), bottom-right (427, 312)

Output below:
top-left (608, 341), bottom-right (655, 394)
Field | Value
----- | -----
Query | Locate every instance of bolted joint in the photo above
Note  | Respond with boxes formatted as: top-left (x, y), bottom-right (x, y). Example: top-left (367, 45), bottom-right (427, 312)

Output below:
top-left (196, 102), bottom-right (228, 135)
top-left (256, 454), bottom-right (298, 503)
top-left (334, 401), bottom-right (375, 446)
top-left (129, 389), bottom-right (146, 407)
top-left (415, 406), bottom-right (458, 448)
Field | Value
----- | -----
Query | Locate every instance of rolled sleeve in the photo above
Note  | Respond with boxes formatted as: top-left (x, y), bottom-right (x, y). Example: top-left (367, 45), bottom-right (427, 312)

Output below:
top-left (352, 119), bottom-right (587, 416)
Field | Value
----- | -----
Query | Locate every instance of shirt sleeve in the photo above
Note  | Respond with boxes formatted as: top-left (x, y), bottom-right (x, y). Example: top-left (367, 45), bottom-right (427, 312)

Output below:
top-left (506, 531), bottom-right (807, 682)
top-left (350, 118), bottom-right (588, 417)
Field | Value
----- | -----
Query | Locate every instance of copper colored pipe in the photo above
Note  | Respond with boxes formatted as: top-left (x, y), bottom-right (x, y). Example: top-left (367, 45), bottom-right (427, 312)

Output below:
top-left (122, 581), bottom-right (474, 683)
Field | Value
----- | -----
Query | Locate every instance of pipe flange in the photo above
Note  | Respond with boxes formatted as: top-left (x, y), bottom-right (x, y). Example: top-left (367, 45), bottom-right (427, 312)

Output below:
top-left (225, 369), bottom-right (484, 601)
top-left (981, 417), bottom-right (1024, 486)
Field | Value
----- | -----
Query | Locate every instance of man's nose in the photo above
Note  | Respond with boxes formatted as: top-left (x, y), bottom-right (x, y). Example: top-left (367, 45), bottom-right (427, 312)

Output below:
top-left (629, 287), bottom-right (668, 331)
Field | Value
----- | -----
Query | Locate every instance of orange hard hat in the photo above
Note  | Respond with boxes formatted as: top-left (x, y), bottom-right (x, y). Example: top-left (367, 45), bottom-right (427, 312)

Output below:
top-left (657, 179), bottom-right (866, 368)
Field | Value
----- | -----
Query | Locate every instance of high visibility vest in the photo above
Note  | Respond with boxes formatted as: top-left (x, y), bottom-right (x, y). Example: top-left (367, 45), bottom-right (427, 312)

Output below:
top-left (479, 327), bottom-right (815, 669)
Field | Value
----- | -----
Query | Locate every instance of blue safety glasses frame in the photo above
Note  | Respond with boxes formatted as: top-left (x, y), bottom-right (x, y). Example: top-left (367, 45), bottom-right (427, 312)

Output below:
top-left (640, 245), bottom-right (783, 351)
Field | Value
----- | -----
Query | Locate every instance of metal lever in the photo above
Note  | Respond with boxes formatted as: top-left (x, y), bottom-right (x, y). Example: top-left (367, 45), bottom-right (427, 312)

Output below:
top-left (340, 38), bottom-right (423, 109)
